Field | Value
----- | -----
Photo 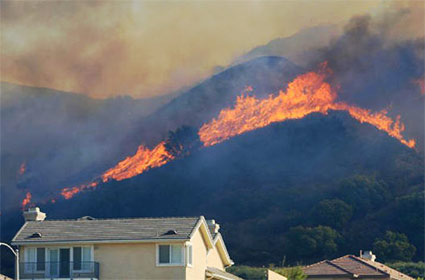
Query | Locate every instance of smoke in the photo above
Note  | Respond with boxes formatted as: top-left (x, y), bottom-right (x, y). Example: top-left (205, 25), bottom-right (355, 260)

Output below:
top-left (305, 4), bottom-right (424, 148)
top-left (1, 0), bottom-right (391, 98)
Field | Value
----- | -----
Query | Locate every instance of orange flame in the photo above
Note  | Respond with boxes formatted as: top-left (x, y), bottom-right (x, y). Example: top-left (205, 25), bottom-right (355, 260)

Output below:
top-left (18, 162), bottom-right (26, 175)
top-left (56, 64), bottom-right (415, 202)
top-left (22, 192), bottom-right (31, 208)
top-left (199, 69), bottom-right (415, 148)
top-left (332, 104), bottom-right (415, 148)
top-left (61, 181), bottom-right (98, 200)
top-left (101, 141), bottom-right (174, 182)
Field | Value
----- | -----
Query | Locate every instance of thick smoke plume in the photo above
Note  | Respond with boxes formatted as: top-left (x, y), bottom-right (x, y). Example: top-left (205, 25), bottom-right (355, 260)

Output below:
top-left (0, 1), bottom-right (402, 98)
top-left (306, 8), bottom-right (424, 148)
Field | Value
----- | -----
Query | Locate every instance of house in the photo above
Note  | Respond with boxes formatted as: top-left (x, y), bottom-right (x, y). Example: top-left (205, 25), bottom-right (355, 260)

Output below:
top-left (12, 207), bottom-right (243, 280)
top-left (0, 274), bottom-right (13, 280)
top-left (303, 252), bottom-right (414, 280)
top-left (268, 270), bottom-right (287, 280)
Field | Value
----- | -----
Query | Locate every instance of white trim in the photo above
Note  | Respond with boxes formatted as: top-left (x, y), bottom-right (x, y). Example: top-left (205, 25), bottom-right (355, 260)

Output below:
top-left (213, 233), bottom-right (234, 267)
top-left (72, 245), bottom-right (94, 273)
top-left (189, 216), bottom-right (214, 249)
top-left (24, 247), bottom-right (47, 273)
top-left (156, 244), bottom-right (185, 267)
top-left (186, 243), bottom-right (193, 268)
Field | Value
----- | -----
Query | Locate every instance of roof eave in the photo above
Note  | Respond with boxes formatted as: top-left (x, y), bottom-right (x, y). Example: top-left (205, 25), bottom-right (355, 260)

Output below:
top-left (189, 216), bottom-right (214, 249)
top-left (213, 233), bottom-right (233, 267)
top-left (12, 237), bottom-right (190, 246)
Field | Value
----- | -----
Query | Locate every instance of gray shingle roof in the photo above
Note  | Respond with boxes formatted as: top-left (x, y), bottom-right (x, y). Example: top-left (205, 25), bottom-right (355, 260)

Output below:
top-left (12, 216), bottom-right (201, 244)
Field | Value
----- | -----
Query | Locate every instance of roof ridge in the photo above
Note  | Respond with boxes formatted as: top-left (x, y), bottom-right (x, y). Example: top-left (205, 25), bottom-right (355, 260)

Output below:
top-left (303, 259), bottom-right (330, 269)
top-left (350, 256), bottom-right (392, 277)
top-left (40, 216), bottom-right (200, 222)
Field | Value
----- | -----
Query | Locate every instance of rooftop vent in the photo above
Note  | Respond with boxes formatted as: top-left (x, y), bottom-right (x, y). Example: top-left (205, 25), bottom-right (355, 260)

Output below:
top-left (360, 250), bottom-right (376, 262)
top-left (28, 232), bottom-right (42, 239)
top-left (163, 229), bottom-right (178, 235)
top-left (78, 216), bottom-right (96, 220)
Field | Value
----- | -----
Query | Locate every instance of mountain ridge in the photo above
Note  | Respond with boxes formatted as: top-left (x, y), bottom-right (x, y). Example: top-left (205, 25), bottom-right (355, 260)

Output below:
top-left (4, 110), bottom-right (421, 266)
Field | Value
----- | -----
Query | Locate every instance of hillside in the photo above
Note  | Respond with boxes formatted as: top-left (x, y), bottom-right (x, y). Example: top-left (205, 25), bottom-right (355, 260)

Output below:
top-left (129, 56), bottom-right (303, 147)
top-left (5, 111), bottom-right (422, 267)
top-left (235, 25), bottom-right (340, 66)
top-left (0, 82), bottom-right (175, 210)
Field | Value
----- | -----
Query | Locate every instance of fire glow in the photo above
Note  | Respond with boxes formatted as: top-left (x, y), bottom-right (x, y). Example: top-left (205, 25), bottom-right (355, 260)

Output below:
top-left (61, 182), bottom-right (98, 200)
top-left (18, 162), bottom-right (26, 176)
top-left (101, 141), bottom-right (174, 182)
top-left (22, 192), bottom-right (31, 208)
top-left (53, 64), bottom-right (415, 201)
top-left (199, 68), bottom-right (415, 148)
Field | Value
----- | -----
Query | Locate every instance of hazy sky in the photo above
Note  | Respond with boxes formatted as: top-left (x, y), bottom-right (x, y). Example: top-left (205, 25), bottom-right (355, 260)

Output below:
top-left (1, 0), bottom-right (423, 99)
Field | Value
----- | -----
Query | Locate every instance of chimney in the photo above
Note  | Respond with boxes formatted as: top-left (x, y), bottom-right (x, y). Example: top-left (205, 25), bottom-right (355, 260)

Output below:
top-left (23, 207), bottom-right (46, 222)
top-left (360, 250), bottom-right (376, 262)
top-left (207, 219), bottom-right (220, 234)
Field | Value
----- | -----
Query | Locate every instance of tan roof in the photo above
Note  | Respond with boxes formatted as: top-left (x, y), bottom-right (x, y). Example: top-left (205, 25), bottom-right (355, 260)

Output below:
top-left (360, 257), bottom-right (415, 280)
top-left (303, 255), bottom-right (414, 280)
top-left (303, 260), bottom-right (352, 276)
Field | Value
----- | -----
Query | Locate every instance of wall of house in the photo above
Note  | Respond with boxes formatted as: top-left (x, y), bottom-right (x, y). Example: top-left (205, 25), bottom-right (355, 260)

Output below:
top-left (206, 243), bottom-right (224, 271)
top-left (95, 242), bottom-right (186, 280)
top-left (268, 270), bottom-right (287, 280)
top-left (185, 229), bottom-right (208, 280)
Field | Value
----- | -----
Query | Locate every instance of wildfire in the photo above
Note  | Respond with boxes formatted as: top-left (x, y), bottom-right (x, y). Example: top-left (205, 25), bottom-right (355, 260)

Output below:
top-left (56, 63), bottom-right (415, 202)
top-left (22, 192), bottom-right (31, 208)
top-left (101, 141), bottom-right (174, 182)
top-left (60, 142), bottom-right (174, 199)
top-left (332, 104), bottom-right (415, 148)
top-left (199, 69), bottom-right (415, 148)
top-left (61, 181), bottom-right (98, 200)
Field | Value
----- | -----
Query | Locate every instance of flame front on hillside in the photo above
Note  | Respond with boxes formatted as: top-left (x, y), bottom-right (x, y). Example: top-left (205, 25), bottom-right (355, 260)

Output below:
top-left (49, 63), bottom-right (415, 202)
top-left (101, 141), bottom-right (174, 182)
top-left (199, 66), bottom-right (415, 148)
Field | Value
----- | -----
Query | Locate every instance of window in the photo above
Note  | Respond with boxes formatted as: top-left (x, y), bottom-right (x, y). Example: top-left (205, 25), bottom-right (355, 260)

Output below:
top-left (187, 245), bottom-right (193, 266)
top-left (73, 247), bottom-right (92, 271)
top-left (158, 245), bottom-right (183, 265)
top-left (48, 249), bottom-right (59, 277)
top-left (74, 247), bottom-right (82, 270)
top-left (36, 248), bottom-right (45, 271)
top-left (24, 248), bottom-right (45, 272)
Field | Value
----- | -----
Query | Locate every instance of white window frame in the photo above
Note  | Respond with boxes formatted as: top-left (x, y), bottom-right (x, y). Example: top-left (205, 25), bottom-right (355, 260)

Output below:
top-left (156, 244), bottom-right (185, 267)
top-left (24, 247), bottom-right (46, 273)
top-left (186, 243), bottom-right (193, 267)
top-left (47, 247), bottom-right (60, 278)
top-left (72, 246), bottom-right (94, 272)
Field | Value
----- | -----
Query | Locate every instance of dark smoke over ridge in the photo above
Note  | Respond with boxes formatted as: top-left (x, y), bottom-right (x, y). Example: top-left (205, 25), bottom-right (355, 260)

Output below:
top-left (305, 13), bottom-right (424, 149)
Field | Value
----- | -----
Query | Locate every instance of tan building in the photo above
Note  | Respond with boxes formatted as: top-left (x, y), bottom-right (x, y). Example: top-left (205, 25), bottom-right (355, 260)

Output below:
top-left (303, 252), bottom-right (414, 280)
top-left (12, 207), bottom-right (242, 280)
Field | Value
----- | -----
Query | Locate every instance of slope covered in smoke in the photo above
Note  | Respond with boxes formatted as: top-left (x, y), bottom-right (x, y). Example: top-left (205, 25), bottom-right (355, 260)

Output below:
top-left (235, 24), bottom-right (340, 66)
top-left (5, 111), bottom-right (421, 267)
top-left (0, 82), bottom-right (175, 210)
